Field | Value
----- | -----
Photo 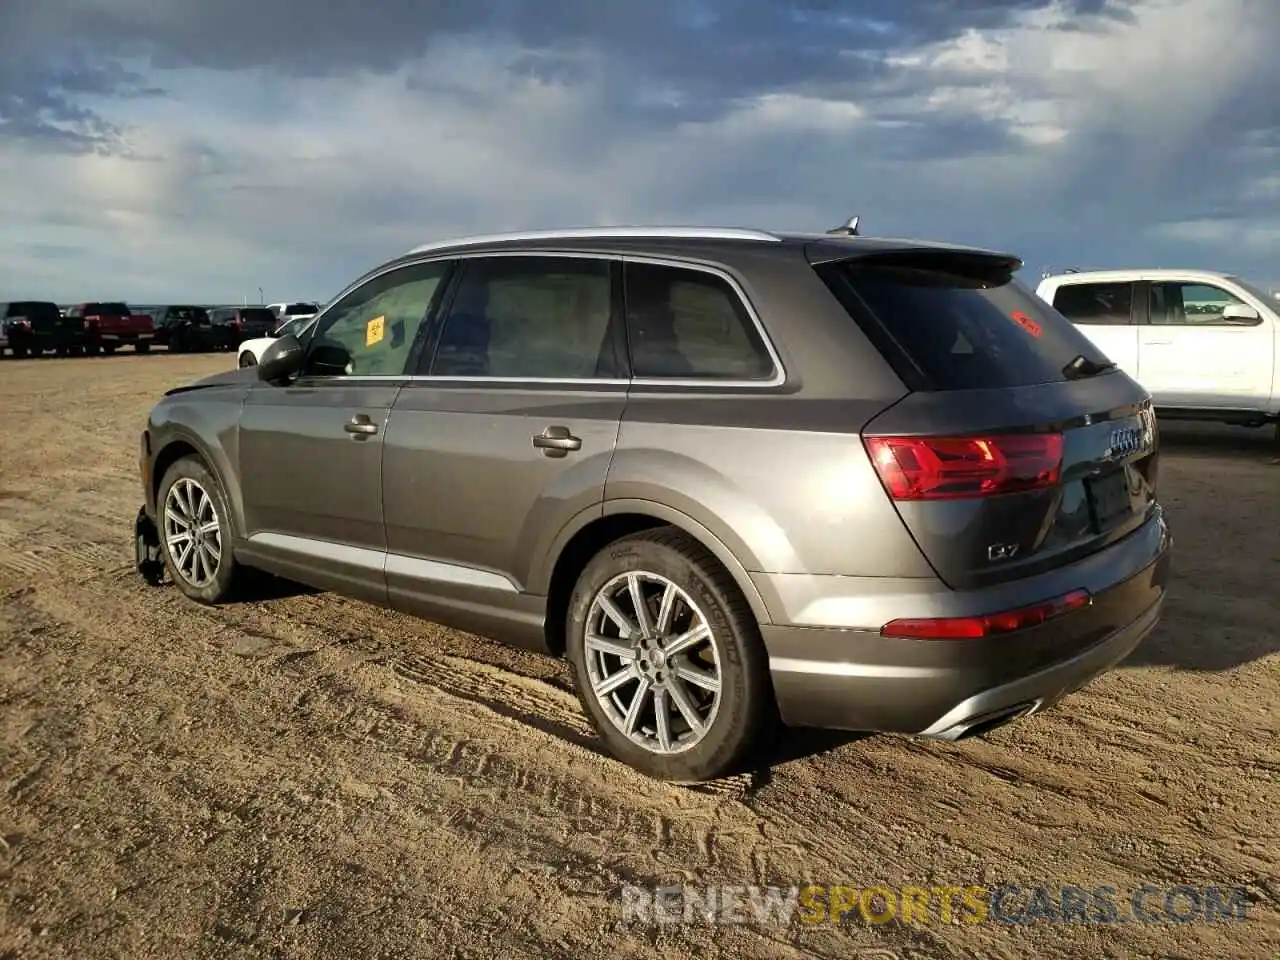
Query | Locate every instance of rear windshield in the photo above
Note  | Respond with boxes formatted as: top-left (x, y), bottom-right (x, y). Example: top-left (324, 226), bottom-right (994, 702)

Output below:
top-left (5, 301), bottom-right (60, 321)
top-left (283, 303), bottom-right (318, 315)
top-left (89, 302), bottom-right (130, 316)
top-left (168, 306), bottom-right (208, 321)
top-left (240, 308), bottom-right (277, 323)
top-left (817, 257), bottom-right (1113, 391)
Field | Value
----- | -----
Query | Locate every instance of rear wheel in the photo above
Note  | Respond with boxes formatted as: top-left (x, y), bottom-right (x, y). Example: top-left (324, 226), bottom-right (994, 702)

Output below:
top-left (156, 456), bottom-right (243, 604)
top-left (12, 345), bottom-right (28, 359)
top-left (238, 352), bottom-right (257, 368)
top-left (136, 342), bottom-right (150, 354)
top-left (102, 344), bottom-right (116, 355)
top-left (565, 528), bottom-right (772, 782)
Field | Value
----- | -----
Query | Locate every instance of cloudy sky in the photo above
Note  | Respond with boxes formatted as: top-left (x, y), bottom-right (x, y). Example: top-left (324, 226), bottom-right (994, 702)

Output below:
top-left (1, 0), bottom-right (1277, 303)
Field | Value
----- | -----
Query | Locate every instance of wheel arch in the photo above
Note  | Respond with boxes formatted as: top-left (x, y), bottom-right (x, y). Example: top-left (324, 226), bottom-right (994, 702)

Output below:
top-left (539, 500), bottom-right (775, 656)
top-left (149, 426), bottom-right (244, 539)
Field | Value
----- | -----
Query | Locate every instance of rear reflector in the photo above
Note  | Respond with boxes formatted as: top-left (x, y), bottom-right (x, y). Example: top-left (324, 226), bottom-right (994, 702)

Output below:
top-left (881, 588), bottom-right (1091, 640)
top-left (864, 433), bottom-right (1063, 500)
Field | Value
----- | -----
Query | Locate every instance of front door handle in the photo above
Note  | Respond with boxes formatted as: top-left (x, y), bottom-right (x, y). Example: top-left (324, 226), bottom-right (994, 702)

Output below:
top-left (345, 414), bottom-right (378, 438)
top-left (532, 425), bottom-right (581, 457)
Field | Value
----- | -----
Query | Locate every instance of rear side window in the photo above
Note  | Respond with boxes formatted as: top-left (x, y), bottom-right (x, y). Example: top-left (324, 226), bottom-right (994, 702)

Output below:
top-left (623, 262), bottom-right (774, 379)
top-left (431, 256), bottom-right (618, 379)
top-left (1051, 282), bottom-right (1134, 325)
top-left (818, 258), bottom-right (1112, 391)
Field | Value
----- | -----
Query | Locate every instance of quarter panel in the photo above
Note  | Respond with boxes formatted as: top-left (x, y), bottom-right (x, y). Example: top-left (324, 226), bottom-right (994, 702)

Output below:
top-left (607, 396), bottom-right (934, 578)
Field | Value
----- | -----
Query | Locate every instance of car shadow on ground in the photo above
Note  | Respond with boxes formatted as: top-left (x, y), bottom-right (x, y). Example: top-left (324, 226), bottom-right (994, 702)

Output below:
top-left (1120, 614), bottom-right (1280, 672)
top-left (228, 572), bottom-right (323, 602)
top-left (1157, 422), bottom-right (1280, 461)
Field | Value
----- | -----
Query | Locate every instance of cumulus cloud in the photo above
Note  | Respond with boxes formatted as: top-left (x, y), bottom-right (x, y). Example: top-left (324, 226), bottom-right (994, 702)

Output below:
top-left (0, 0), bottom-right (1276, 301)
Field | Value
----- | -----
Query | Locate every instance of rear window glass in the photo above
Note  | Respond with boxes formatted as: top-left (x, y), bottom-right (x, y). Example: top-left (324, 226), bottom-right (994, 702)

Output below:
top-left (90, 303), bottom-right (130, 316)
top-left (284, 303), bottom-right (318, 315)
top-left (240, 308), bottom-right (277, 323)
top-left (168, 306), bottom-right (208, 321)
top-left (818, 259), bottom-right (1113, 391)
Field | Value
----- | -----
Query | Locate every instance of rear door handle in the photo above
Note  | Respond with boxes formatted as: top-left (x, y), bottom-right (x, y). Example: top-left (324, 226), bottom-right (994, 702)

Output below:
top-left (532, 425), bottom-right (581, 457)
top-left (345, 414), bottom-right (378, 438)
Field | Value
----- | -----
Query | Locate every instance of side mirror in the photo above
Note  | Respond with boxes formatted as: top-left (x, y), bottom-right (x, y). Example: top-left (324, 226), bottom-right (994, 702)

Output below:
top-left (1221, 303), bottom-right (1260, 323)
top-left (258, 333), bottom-right (304, 383)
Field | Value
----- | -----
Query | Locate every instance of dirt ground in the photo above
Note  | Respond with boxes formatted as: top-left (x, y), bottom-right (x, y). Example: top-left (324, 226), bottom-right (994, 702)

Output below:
top-left (0, 353), bottom-right (1276, 960)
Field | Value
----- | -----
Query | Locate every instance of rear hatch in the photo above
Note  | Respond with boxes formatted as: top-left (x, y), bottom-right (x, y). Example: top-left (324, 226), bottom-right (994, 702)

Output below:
top-left (813, 247), bottom-right (1159, 591)
top-left (167, 306), bottom-right (211, 328)
top-left (237, 307), bottom-right (279, 338)
top-left (6, 301), bottom-right (67, 336)
top-left (89, 302), bottom-right (154, 333)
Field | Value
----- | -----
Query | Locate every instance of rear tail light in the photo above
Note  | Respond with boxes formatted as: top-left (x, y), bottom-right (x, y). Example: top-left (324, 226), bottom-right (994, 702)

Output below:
top-left (881, 589), bottom-right (1091, 640)
top-left (864, 433), bottom-right (1063, 501)
top-left (86, 315), bottom-right (100, 327)
top-left (11, 317), bottom-right (30, 329)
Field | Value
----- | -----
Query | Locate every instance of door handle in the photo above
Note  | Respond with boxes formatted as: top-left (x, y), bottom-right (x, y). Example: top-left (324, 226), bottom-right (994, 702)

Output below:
top-left (345, 414), bottom-right (378, 438)
top-left (1143, 339), bottom-right (1172, 346)
top-left (532, 425), bottom-right (581, 457)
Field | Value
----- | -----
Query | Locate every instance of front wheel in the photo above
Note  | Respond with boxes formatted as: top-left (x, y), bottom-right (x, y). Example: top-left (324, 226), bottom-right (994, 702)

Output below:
top-left (566, 528), bottom-right (773, 782)
top-left (156, 456), bottom-right (244, 604)
top-left (238, 352), bottom-right (257, 368)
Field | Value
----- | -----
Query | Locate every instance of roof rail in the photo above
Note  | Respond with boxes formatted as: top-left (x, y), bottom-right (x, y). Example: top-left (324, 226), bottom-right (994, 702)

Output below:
top-left (406, 225), bottom-right (783, 255)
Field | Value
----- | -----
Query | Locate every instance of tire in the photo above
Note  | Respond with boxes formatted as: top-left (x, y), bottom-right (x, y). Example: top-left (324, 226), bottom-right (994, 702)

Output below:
top-left (12, 345), bottom-right (28, 359)
top-left (102, 345), bottom-right (116, 355)
top-left (238, 352), bottom-right (257, 368)
top-left (156, 455), bottom-right (243, 604)
top-left (136, 342), bottom-right (151, 354)
top-left (84, 343), bottom-right (100, 356)
top-left (565, 527), bottom-right (772, 782)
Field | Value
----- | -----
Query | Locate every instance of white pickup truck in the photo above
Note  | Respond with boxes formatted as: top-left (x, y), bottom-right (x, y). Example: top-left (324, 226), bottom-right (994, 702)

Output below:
top-left (1036, 269), bottom-right (1280, 438)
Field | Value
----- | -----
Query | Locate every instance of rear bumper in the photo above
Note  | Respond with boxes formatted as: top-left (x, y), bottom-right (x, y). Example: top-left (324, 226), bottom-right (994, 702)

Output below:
top-left (762, 510), bottom-right (1171, 736)
top-left (99, 331), bottom-right (154, 341)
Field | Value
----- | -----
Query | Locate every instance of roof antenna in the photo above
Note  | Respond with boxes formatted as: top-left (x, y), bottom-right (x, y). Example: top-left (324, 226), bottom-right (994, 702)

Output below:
top-left (826, 215), bottom-right (860, 237)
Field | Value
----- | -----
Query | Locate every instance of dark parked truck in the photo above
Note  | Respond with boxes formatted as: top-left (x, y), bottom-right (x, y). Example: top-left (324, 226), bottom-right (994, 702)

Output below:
top-left (153, 305), bottom-right (213, 352)
top-left (70, 302), bottom-right (156, 354)
top-left (1, 300), bottom-right (85, 357)
top-left (209, 307), bottom-right (279, 350)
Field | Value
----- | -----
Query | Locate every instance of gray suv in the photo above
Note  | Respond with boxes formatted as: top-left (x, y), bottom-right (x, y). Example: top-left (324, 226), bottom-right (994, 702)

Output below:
top-left (134, 224), bottom-right (1172, 782)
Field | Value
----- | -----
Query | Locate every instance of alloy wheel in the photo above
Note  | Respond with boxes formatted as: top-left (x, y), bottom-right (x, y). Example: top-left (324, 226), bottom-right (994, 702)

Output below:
top-left (163, 478), bottom-right (222, 588)
top-left (583, 571), bottom-right (722, 754)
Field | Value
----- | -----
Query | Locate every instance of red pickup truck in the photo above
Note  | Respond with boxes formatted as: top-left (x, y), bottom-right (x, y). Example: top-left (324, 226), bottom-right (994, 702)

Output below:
top-left (68, 302), bottom-right (156, 354)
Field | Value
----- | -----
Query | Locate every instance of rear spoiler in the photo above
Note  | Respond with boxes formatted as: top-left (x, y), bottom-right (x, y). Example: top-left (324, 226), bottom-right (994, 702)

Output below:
top-left (804, 241), bottom-right (1023, 284)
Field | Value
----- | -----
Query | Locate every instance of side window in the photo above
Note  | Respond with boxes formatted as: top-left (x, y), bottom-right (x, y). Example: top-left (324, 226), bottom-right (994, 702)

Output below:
top-left (623, 262), bottom-right (774, 379)
top-left (1051, 282), bottom-right (1134, 325)
top-left (303, 261), bottom-right (450, 377)
top-left (1149, 282), bottom-right (1253, 325)
top-left (430, 256), bottom-right (617, 379)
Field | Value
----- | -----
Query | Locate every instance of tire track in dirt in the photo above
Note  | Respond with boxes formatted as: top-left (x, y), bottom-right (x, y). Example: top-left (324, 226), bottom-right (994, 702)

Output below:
top-left (11, 579), bottom-right (897, 959)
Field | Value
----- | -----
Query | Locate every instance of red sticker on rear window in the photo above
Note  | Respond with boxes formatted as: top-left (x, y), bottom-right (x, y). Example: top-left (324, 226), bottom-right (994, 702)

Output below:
top-left (1010, 310), bottom-right (1042, 337)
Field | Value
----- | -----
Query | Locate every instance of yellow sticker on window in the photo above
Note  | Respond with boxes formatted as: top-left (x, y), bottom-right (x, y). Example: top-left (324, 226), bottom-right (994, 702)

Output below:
top-left (366, 315), bottom-right (385, 347)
